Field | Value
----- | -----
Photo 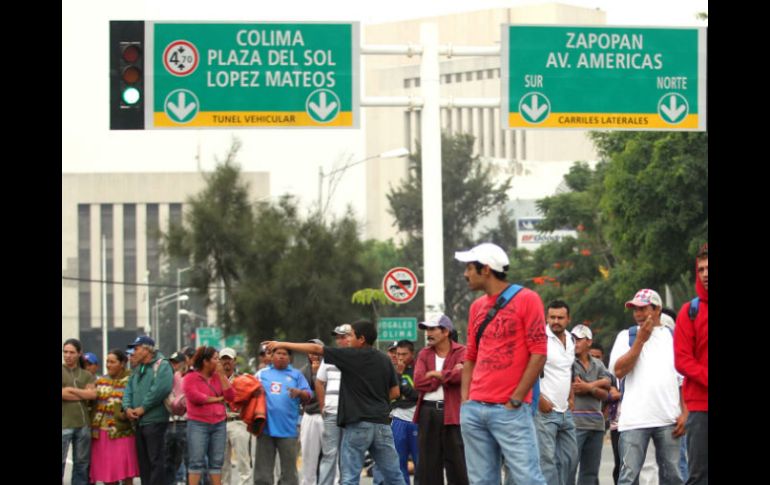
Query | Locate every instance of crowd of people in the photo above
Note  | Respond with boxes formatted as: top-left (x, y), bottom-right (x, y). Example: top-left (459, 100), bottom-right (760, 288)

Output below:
top-left (63, 242), bottom-right (707, 485)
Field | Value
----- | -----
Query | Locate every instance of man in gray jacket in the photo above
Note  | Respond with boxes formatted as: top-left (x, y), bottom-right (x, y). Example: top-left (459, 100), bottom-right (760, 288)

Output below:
top-left (123, 336), bottom-right (174, 485)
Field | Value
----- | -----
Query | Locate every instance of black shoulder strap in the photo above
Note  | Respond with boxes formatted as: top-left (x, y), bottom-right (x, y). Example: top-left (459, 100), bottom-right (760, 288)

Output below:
top-left (475, 284), bottom-right (523, 348)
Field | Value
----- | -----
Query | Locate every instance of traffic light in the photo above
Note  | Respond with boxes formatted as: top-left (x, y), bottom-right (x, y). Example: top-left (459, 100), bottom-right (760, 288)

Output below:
top-left (110, 21), bottom-right (145, 130)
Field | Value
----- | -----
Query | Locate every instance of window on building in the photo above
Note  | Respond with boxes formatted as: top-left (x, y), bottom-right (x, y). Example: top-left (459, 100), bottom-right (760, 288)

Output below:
top-left (123, 204), bottom-right (137, 328)
top-left (101, 205), bottom-right (114, 328)
top-left (78, 204), bottom-right (91, 330)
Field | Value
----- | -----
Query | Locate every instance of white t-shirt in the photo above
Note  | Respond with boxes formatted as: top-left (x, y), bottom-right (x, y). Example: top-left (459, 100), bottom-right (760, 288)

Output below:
top-left (609, 325), bottom-right (683, 432)
top-left (423, 355), bottom-right (446, 402)
top-left (539, 325), bottom-right (575, 413)
top-left (316, 361), bottom-right (342, 415)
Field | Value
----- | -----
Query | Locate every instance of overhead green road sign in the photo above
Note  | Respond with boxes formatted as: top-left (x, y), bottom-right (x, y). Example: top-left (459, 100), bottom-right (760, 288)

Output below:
top-left (148, 22), bottom-right (359, 129)
top-left (196, 327), bottom-right (222, 348)
top-left (378, 317), bottom-right (418, 342)
top-left (502, 25), bottom-right (707, 131)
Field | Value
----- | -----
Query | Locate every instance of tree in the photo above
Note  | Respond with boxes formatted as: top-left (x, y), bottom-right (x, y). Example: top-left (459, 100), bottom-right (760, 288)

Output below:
top-left (387, 132), bottom-right (512, 337)
top-left (594, 131), bottom-right (708, 299)
top-left (165, 140), bottom-right (383, 355)
top-left (521, 132), bottom-right (707, 350)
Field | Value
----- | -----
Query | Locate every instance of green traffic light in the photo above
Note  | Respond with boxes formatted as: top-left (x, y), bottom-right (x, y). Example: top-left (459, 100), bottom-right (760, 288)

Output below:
top-left (122, 87), bottom-right (141, 105)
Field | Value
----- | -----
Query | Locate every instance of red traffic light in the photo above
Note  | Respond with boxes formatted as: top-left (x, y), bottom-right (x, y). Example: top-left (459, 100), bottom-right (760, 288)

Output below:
top-left (122, 45), bottom-right (141, 63)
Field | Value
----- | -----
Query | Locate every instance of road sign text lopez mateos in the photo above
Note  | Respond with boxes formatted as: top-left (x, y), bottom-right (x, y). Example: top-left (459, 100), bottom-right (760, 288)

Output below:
top-left (502, 25), bottom-right (707, 131)
top-left (110, 21), bottom-right (359, 129)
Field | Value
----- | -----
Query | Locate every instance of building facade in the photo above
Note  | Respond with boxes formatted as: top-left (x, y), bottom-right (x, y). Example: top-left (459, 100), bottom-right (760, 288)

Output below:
top-left (62, 172), bottom-right (269, 353)
top-left (362, 3), bottom-right (605, 240)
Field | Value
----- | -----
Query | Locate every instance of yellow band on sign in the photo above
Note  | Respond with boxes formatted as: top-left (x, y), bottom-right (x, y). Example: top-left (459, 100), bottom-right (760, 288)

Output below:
top-left (508, 113), bottom-right (699, 129)
top-left (154, 111), bottom-right (354, 127)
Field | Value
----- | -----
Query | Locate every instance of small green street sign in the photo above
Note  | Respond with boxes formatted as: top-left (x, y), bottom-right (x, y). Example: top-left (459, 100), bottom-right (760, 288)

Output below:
top-left (196, 327), bottom-right (223, 348)
top-left (149, 22), bottom-right (359, 129)
top-left (378, 317), bottom-right (418, 342)
top-left (502, 25), bottom-right (707, 131)
top-left (224, 334), bottom-right (246, 351)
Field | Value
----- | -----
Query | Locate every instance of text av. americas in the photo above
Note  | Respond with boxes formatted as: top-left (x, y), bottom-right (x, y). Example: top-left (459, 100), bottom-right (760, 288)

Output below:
top-left (546, 32), bottom-right (664, 70)
top-left (206, 29), bottom-right (339, 88)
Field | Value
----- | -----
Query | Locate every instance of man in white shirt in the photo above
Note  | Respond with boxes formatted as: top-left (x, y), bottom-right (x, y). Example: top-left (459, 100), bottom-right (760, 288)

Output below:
top-left (316, 324), bottom-right (352, 485)
top-left (608, 289), bottom-right (686, 485)
top-left (535, 300), bottom-right (578, 485)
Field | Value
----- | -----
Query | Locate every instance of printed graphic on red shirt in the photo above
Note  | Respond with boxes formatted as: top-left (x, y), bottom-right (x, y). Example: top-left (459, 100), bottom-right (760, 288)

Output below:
top-left (270, 382), bottom-right (282, 394)
top-left (465, 289), bottom-right (546, 403)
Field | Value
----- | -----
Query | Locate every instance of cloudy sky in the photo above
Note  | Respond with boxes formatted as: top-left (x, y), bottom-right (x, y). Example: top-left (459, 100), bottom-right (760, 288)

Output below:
top-left (62, 0), bottom-right (707, 217)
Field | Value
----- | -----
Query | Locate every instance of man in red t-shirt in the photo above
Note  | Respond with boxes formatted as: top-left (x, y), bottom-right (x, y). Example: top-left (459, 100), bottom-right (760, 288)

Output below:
top-left (455, 242), bottom-right (548, 485)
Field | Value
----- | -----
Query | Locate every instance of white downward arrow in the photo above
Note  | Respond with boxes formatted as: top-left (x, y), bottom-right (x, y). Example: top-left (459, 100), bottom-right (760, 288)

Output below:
top-left (521, 94), bottom-right (548, 121)
top-left (660, 95), bottom-right (686, 121)
top-left (167, 92), bottom-right (196, 120)
top-left (309, 92), bottom-right (338, 120)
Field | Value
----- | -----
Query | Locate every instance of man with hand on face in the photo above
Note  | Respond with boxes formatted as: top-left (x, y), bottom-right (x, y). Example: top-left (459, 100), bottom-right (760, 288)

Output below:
top-left (255, 347), bottom-right (312, 485)
top-left (413, 314), bottom-right (469, 485)
top-left (220, 347), bottom-right (254, 485)
top-left (609, 289), bottom-right (686, 485)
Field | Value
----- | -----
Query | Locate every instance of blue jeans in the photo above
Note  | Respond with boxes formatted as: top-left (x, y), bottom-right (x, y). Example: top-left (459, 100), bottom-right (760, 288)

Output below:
top-left (62, 426), bottom-right (91, 485)
top-left (685, 412), bottom-right (707, 485)
top-left (678, 433), bottom-right (689, 482)
top-left (460, 400), bottom-right (546, 485)
top-left (187, 419), bottom-right (227, 475)
top-left (570, 429), bottom-right (604, 485)
top-left (392, 417), bottom-right (418, 485)
top-left (319, 413), bottom-right (343, 485)
top-left (340, 421), bottom-right (402, 485)
top-left (534, 410), bottom-right (577, 485)
top-left (618, 426), bottom-right (682, 485)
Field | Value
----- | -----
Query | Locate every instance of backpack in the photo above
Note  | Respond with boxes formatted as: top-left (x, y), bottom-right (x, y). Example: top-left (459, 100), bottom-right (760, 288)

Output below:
top-left (688, 297), bottom-right (700, 320)
top-left (152, 359), bottom-right (181, 415)
top-left (474, 284), bottom-right (540, 415)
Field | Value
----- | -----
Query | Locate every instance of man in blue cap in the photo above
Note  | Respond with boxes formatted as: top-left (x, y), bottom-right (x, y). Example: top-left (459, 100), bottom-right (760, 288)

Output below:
top-left (83, 352), bottom-right (100, 376)
top-left (123, 335), bottom-right (174, 485)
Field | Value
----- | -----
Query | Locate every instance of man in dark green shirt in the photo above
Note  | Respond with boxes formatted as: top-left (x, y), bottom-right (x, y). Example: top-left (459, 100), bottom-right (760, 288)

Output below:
top-left (62, 338), bottom-right (96, 485)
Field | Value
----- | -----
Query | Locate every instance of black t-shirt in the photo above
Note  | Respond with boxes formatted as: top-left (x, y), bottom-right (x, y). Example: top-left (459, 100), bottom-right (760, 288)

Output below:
top-left (323, 346), bottom-right (398, 427)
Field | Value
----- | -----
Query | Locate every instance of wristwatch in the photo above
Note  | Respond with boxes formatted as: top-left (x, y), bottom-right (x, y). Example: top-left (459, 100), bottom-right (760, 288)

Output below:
top-left (508, 399), bottom-right (523, 408)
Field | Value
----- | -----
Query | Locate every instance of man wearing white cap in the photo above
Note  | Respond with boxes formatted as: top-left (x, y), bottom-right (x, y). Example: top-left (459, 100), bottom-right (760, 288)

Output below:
top-left (608, 289), bottom-right (686, 485)
top-left (569, 324), bottom-right (612, 485)
top-left (317, 324), bottom-right (352, 485)
top-left (220, 347), bottom-right (254, 485)
top-left (455, 242), bottom-right (547, 485)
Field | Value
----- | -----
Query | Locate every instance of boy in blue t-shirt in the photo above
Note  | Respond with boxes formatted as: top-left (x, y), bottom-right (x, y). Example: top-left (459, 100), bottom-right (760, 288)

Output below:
top-left (254, 348), bottom-right (312, 485)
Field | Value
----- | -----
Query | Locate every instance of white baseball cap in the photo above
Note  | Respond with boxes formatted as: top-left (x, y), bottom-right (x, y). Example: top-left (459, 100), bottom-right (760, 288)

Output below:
top-left (220, 347), bottom-right (237, 359)
top-left (570, 324), bottom-right (593, 340)
top-left (454, 243), bottom-right (510, 272)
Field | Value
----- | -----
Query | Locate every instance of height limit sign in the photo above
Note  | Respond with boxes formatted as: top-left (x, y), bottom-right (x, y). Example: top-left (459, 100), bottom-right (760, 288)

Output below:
top-left (382, 267), bottom-right (419, 304)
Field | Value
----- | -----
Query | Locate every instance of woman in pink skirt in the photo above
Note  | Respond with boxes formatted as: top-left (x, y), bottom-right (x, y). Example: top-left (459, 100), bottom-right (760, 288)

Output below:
top-left (90, 349), bottom-right (140, 484)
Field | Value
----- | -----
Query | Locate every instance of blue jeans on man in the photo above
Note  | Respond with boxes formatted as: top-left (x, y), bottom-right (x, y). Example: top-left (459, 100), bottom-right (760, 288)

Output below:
top-left (569, 429), bottom-right (604, 485)
top-left (460, 400), bottom-right (546, 485)
top-left (684, 412), bottom-right (707, 485)
top-left (339, 421), bottom-right (402, 485)
top-left (618, 425), bottom-right (683, 485)
top-left (62, 426), bottom-right (91, 485)
top-left (535, 410), bottom-right (578, 485)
